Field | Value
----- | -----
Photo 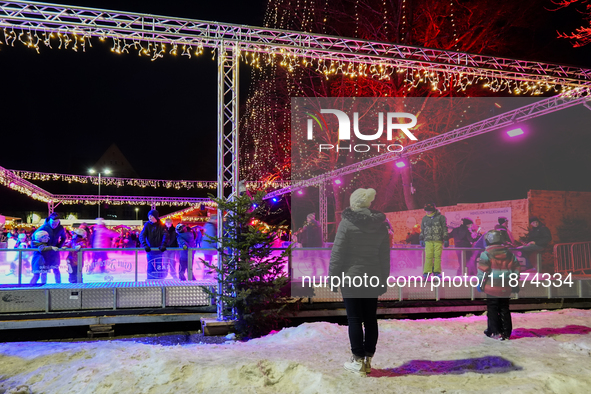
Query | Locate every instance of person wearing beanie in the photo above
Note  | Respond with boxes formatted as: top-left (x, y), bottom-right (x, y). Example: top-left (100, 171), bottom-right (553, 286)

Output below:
top-left (477, 230), bottom-right (521, 340)
top-left (419, 202), bottom-right (448, 279)
top-left (139, 209), bottom-right (170, 280)
top-left (328, 188), bottom-right (390, 377)
top-left (295, 213), bottom-right (323, 248)
top-left (494, 216), bottom-right (515, 246)
top-left (35, 213), bottom-right (66, 284)
top-left (518, 217), bottom-right (552, 270)
top-left (449, 217), bottom-right (480, 276)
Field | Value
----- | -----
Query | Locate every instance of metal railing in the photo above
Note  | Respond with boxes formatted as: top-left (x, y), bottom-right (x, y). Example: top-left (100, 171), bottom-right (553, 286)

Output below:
top-left (0, 245), bottom-right (545, 287)
top-left (0, 247), bottom-right (220, 286)
top-left (554, 242), bottom-right (591, 276)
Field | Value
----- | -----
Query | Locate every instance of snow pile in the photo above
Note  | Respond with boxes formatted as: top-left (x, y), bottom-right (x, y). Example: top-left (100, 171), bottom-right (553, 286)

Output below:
top-left (1, 309), bottom-right (591, 393)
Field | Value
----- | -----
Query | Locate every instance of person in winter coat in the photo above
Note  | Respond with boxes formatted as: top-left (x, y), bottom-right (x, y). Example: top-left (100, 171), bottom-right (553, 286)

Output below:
top-left (164, 218), bottom-right (178, 247)
top-left (193, 226), bottom-right (203, 248)
top-left (405, 224), bottom-right (421, 245)
top-left (164, 218), bottom-right (179, 279)
top-left (139, 209), bottom-right (169, 280)
top-left (30, 230), bottom-right (62, 284)
top-left (91, 218), bottom-right (120, 274)
top-left (450, 217), bottom-right (480, 276)
top-left (297, 213), bottom-right (323, 247)
top-left (7, 233), bottom-right (30, 277)
top-left (201, 216), bottom-right (218, 267)
top-left (518, 217), bottom-right (552, 270)
top-left (494, 217), bottom-right (515, 246)
top-left (67, 228), bottom-right (88, 283)
top-left (419, 203), bottom-right (448, 279)
top-left (35, 212), bottom-right (66, 283)
top-left (328, 188), bottom-right (390, 377)
top-left (477, 230), bottom-right (521, 340)
top-left (175, 223), bottom-right (196, 281)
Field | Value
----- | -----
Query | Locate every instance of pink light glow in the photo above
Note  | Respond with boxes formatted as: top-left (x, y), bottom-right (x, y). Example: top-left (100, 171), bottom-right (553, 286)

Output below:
top-left (395, 161), bottom-right (406, 168)
top-left (507, 128), bottom-right (524, 137)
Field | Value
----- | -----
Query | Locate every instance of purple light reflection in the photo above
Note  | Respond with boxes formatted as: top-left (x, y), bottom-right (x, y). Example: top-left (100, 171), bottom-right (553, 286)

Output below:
top-left (371, 356), bottom-right (520, 378)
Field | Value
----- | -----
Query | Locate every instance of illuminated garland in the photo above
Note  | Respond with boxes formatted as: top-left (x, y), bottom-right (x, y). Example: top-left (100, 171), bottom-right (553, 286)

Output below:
top-left (9, 169), bottom-right (291, 190)
top-left (1, 26), bottom-right (579, 97)
top-left (0, 167), bottom-right (52, 203)
top-left (55, 198), bottom-right (218, 207)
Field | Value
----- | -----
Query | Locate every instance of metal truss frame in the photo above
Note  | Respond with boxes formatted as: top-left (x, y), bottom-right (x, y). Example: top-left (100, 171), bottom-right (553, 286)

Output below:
top-left (267, 90), bottom-right (591, 198)
top-left (216, 41), bottom-right (240, 320)
top-left (319, 182), bottom-right (327, 243)
top-left (0, 165), bottom-right (53, 202)
top-left (2, 164), bottom-right (212, 211)
top-left (217, 41), bottom-right (240, 204)
top-left (0, 1), bottom-right (590, 88)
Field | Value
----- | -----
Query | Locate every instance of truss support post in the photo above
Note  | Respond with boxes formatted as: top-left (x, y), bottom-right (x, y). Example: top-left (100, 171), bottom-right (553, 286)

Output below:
top-left (319, 182), bottom-right (327, 244)
top-left (47, 200), bottom-right (61, 215)
top-left (216, 41), bottom-right (240, 321)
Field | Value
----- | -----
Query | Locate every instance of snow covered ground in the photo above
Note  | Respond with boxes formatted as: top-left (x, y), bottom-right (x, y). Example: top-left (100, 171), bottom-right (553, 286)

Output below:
top-left (1, 308), bottom-right (591, 393)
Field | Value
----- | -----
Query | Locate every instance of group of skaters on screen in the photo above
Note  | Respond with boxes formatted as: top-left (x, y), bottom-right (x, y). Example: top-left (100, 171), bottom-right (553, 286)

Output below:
top-left (405, 202), bottom-right (552, 280)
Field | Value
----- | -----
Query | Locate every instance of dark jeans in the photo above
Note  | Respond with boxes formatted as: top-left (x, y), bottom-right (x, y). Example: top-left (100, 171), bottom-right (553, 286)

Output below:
top-left (178, 252), bottom-right (189, 281)
top-left (30, 269), bottom-right (61, 284)
top-left (343, 298), bottom-right (379, 358)
top-left (486, 296), bottom-right (512, 338)
top-left (68, 261), bottom-right (79, 283)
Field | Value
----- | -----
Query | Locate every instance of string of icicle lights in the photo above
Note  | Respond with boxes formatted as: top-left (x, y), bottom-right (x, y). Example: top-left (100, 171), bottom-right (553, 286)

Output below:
top-left (9, 170), bottom-right (291, 190)
top-left (0, 27), bottom-right (577, 96)
top-left (56, 198), bottom-right (218, 208)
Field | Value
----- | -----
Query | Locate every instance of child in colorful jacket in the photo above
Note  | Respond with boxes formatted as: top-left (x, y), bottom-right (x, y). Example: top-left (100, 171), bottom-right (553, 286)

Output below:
top-left (30, 230), bottom-right (61, 285)
top-left (67, 228), bottom-right (88, 283)
top-left (477, 230), bottom-right (521, 340)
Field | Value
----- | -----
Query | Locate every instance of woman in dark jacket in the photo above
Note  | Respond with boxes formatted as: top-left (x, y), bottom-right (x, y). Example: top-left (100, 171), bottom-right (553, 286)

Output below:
top-left (328, 188), bottom-right (390, 377)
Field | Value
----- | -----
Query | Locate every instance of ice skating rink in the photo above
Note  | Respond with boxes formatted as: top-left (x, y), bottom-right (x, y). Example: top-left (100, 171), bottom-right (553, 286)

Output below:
top-left (1, 309), bottom-right (590, 393)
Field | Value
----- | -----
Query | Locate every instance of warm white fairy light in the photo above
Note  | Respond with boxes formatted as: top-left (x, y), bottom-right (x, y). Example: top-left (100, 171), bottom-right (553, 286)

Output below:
top-left (8, 169), bottom-right (291, 191)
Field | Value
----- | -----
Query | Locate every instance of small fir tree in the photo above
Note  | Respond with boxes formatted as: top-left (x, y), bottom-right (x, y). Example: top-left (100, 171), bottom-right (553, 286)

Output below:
top-left (201, 191), bottom-right (292, 339)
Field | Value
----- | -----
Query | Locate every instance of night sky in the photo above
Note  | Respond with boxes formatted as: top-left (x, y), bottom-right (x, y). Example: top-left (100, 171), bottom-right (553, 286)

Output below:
top-left (0, 0), bottom-right (267, 215)
top-left (1, 0), bottom-right (267, 181)
top-left (1, 0), bottom-right (591, 217)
